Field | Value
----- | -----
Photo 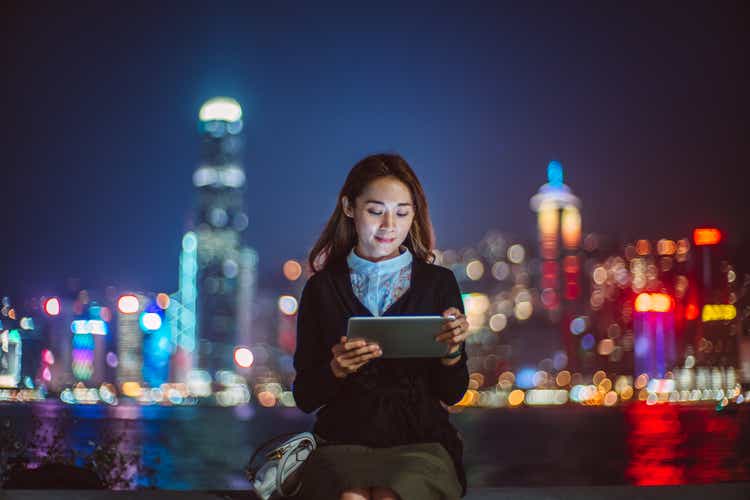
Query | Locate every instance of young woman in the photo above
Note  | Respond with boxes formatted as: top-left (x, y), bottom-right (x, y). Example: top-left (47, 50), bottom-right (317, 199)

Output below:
top-left (293, 153), bottom-right (471, 500)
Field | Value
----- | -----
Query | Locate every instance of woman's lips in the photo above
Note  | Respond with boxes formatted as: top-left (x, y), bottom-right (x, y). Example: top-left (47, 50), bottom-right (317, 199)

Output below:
top-left (375, 236), bottom-right (395, 243)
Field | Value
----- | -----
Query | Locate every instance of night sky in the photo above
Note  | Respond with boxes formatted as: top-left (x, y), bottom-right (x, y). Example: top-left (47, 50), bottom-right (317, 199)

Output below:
top-left (2, 2), bottom-right (747, 299)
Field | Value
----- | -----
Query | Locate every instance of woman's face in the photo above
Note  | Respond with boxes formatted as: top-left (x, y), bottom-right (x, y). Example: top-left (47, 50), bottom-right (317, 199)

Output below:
top-left (342, 176), bottom-right (415, 262)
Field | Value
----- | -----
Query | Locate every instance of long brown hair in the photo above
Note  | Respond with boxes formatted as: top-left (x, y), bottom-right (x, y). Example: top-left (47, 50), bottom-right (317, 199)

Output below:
top-left (308, 153), bottom-right (435, 272)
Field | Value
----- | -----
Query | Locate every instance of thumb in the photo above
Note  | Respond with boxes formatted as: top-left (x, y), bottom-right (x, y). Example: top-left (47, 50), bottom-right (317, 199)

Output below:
top-left (340, 336), bottom-right (348, 343)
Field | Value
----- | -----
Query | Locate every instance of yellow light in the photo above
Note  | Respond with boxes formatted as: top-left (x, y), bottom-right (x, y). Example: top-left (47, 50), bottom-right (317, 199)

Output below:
top-left (466, 260), bottom-right (485, 280)
top-left (657, 239), bottom-right (676, 255)
top-left (454, 389), bottom-right (478, 407)
top-left (603, 391), bottom-right (618, 406)
top-left (283, 260), bottom-right (303, 281)
top-left (498, 371), bottom-right (515, 390)
top-left (507, 244), bottom-right (525, 264)
top-left (489, 313), bottom-right (507, 332)
top-left (556, 370), bottom-right (571, 387)
top-left (620, 386), bottom-right (634, 400)
top-left (651, 294), bottom-right (672, 312)
top-left (598, 339), bottom-right (615, 356)
top-left (593, 370), bottom-right (606, 385)
top-left (508, 389), bottom-right (525, 407)
top-left (121, 381), bottom-right (142, 398)
top-left (465, 293), bottom-right (490, 315)
top-left (199, 97), bottom-right (242, 122)
top-left (701, 304), bottom-right (736, 322)
top-left (634, 293), bottom-right (651, 312)
top-left (514, 301), bottom-right (533, 320)
top-left (592, 266), bottom-right (607, 285)
top-left (561, 205), bottom-right (581, 249)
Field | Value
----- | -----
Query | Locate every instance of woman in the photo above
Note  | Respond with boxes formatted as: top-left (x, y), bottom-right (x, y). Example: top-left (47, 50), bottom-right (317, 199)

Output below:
top-left (293, 153), bottom-right (471, 500)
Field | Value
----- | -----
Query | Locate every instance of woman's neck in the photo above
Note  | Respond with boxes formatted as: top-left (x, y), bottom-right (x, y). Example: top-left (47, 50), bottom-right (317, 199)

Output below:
top-left (352, 245), bottom-right (404, 263)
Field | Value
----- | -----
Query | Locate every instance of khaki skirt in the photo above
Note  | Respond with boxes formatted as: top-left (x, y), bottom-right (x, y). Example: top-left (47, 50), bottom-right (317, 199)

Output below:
top-left (297, 441), bottom-right (462, 499)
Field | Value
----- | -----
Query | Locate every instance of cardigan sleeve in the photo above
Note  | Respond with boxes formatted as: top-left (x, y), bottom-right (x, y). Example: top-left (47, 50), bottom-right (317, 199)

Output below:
top-left (292, 276), bottom-right (345, 413)
top-left (428, 269), bottom-right (470, 406)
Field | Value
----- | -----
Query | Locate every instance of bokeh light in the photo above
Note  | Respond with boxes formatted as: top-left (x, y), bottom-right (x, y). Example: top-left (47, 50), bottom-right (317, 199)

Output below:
top-left (43, 297), bottom-right (61, 316)
top-left (283, 260), bottom-right (303, 281)
top-left (234, 347), bottom-right (254, 368)
top-left (118, 295), bottom-right (140, 314)
top-left (278, 295), bottom-right (299, 316)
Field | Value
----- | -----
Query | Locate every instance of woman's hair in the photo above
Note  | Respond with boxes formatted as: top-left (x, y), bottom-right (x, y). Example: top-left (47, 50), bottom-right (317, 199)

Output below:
top-left (308, 153), bottom-right (435, 272)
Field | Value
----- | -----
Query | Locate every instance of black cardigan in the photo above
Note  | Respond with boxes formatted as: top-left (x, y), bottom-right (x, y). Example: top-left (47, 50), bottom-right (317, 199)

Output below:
top-left (292, 256), bottom-right (469, 495)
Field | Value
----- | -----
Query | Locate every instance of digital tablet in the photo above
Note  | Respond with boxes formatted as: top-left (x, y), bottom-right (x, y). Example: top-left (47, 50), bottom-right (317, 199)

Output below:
top-left (346, 315), bottom-right (454, 359)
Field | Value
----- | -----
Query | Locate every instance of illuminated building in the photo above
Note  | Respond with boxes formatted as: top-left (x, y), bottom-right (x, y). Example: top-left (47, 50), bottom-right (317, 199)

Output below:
top-left (168, 232), bottom-right (199, 383)
top-left (0, 328), bottom-right (22, 388)
top-left (633, 293), bottom-right (677, 378)
top-left (142, 297), bottom-right (171, 387)
top-left (116, 293), bottom-right (147, 385)
top-left (70, 301), bottom-right (111, 384)
top-left (530, 161), bottom-right (584, 369)
top-left (691, 228), bottom-right (739, 370)
top-left (192, 97), bottom-right (258, 378)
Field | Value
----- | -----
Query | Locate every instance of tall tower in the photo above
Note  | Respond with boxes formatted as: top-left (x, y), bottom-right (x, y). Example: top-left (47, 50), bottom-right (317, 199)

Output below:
top-left (530, 161), bottom-right (584, 369)
top-left (192, 97), bottom-right (257, 378)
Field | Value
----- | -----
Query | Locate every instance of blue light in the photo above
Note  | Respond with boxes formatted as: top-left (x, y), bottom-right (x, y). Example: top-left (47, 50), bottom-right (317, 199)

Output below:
top-left (547, 160), bottom-right (563, 187)
top-left (182, 232), bottom-right (197, 253)
top-left (140, 312), bottom-right (162, 331)
top-left (581, 333), bottom-right (595, 350)
top-left (516, 367), bottom-right (537, 389)
top-left (70, 319), bottom-right (108, 335)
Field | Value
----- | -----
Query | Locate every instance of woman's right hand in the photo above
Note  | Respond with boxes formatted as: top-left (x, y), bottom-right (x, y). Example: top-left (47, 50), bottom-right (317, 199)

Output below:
top-left (330, 336), bottom-right (382, 379)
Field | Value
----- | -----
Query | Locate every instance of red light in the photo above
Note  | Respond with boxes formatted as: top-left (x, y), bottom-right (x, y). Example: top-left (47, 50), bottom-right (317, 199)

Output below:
top-left (693, 228), bottom-right (721, 246)
top-left (43, 297), bottom-right (61, 316)
top-left (685, 303), bottom-right (699, 321)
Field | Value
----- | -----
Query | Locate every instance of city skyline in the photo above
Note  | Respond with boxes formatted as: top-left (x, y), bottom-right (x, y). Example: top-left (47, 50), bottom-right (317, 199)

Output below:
top-left (2, 3), bottom-right (748, 298)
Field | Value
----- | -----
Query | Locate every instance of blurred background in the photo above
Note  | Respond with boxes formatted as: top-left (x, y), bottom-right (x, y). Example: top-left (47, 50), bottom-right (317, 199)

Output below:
top-left (1, 1), bottom-right (748, 491)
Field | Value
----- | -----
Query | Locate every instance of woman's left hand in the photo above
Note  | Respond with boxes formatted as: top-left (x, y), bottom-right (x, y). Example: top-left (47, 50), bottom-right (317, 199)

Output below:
top-left (435, 307), bottom-right (470, 357)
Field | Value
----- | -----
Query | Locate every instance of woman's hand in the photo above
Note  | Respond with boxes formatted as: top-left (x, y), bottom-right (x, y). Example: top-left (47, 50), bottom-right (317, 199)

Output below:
top-left (330, 336), bottom-right (382, 379)
top-left (435, 307), bottom-right (470, 365)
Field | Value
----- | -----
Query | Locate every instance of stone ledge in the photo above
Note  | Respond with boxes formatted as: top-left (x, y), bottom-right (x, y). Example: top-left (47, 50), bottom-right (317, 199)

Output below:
top-left (1, 483), bottom-right (750, 500)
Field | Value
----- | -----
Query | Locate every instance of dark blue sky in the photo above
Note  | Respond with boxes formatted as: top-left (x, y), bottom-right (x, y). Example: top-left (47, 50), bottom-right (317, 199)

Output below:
top-left (2, 2), bottom-right (747, 298)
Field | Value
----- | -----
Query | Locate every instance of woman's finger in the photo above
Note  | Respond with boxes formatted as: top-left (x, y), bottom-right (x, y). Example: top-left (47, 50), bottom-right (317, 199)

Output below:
top-left (442, 307), bottom-right (460, 318)
top-left (343, 338), bottom-right (369, 351)
top-left (339, 344), bottom-right (380, 361)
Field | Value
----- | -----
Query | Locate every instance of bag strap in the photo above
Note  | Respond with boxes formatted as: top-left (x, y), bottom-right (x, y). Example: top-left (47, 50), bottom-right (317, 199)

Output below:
top-left (276, 435), bottom-right (315, 497)
top-left (246, 432), bottom-right (302, 478)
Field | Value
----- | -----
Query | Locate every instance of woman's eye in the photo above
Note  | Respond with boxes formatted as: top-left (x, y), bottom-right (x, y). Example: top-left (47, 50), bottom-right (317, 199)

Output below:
top-left (397, 212), bottom-right (410, 217)
top-left (367, 210), bottom-right (383, 216)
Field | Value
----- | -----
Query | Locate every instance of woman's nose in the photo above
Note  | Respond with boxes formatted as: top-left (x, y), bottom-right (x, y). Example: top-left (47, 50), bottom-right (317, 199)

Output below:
top-left (381, 212), bottom-right (395, 229)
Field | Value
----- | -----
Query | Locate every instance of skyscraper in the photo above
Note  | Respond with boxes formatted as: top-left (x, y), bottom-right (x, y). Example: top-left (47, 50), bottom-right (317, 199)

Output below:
top-left (530, 161), bottom-right (585, 370)
top-left (191, 97), bottom-right (257, 378)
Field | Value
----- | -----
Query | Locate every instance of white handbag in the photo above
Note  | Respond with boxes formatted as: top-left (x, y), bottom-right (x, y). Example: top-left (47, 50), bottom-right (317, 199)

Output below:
top-left (247, 432), bottom-right (317, 499)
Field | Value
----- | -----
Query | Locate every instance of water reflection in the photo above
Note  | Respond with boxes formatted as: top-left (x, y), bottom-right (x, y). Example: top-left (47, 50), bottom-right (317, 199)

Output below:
top-left (626, 403), bottom-right (747, 485)
top-left (6, 403), bottom-right (750, 489)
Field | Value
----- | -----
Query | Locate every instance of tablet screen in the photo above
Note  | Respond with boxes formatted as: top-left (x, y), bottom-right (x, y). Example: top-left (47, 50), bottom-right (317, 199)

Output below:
top-left (346, 315), bottom-right (452, 358)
